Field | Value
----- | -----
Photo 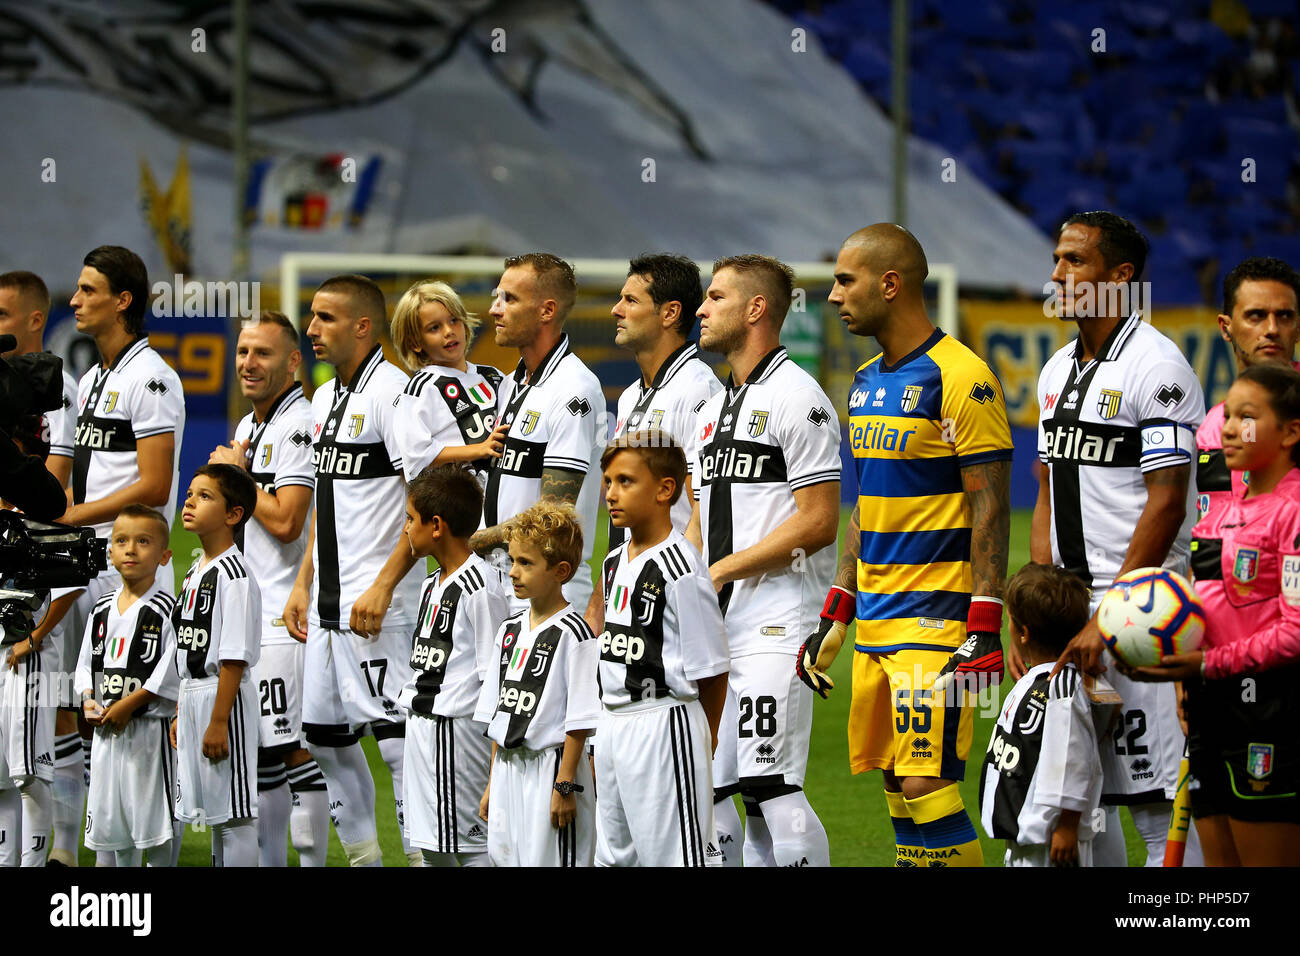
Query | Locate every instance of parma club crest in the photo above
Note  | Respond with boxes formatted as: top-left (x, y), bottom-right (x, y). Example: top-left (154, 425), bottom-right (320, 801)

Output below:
top-left (520, 410), bottom-right (540, 436)
top-left (901, 385), bottom-right (923, 413)
top-left (102, 391), bottom-right (119, 414)
top-left (748, 410), bottom-right (769, 438)
top-left (260, 443), bottom-right (273, 467)
top-left (347, 414), bottom-right (365, 438)
top-left (1097, 389), bottom-right (1123, 420)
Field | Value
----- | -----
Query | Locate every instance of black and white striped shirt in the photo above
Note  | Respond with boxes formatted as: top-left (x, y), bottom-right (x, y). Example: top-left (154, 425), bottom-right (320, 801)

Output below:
top-left (474, 604), bottom-right (601, 752)
top-left (978, 662), bottom-right (1102, 847)
top-left (76, 582), bottom-right (178, 719)
top-left (309, 344), bottom-right (423, 632)
top-left (598, 530), bottom-right (729, 711)
top-left (173, 546), bottom-right (261, 680)
top-left (393, 362), bottom-right (504, 488)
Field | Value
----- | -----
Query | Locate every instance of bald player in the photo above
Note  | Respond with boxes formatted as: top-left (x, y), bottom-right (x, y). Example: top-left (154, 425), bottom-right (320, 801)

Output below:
top-left (798, 225), bottom-right (1012, 866)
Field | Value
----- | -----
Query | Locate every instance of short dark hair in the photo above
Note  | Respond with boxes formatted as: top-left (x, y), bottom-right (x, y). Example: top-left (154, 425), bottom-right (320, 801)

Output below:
top-left (193, 463), bottom-right (258, 533)
top-left (1222, 256), bottom-right (1300, 315)
top-left (0, 271), bottom-right (51, 317)
top-left (83, 246), bottom-right (149, 336)
top-left (316, 274), bottom-right (388, 329)
top-left (504, 252), bottom-right (577, 321)
top-left (244, 310), bottom-right (300, 349)
top-left (1004, 563), bottom-right (1091, 654)
top-left (115, 503), bottom-right (171, 542)
top-left (1060, 211), bottom-right (1149, 282)
top-left (1237, 363), bottom-right (1300, 467)
top-left (600, 431), bottom-right (687, 506)
top-left (627, 254), bottom-right (702, 337)
top-left (712, 254), bottom-right (796, 324)
top-left (406, 464), bottom-right (483, 538)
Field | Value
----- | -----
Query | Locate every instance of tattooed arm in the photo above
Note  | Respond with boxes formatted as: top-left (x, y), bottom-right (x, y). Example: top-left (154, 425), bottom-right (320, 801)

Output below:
top-left (834, 504), bottom-right (860, 593)
top-left (960, 458), bottom-right (1011, 600)
top-left (470, 467), bottom-right (585, 556)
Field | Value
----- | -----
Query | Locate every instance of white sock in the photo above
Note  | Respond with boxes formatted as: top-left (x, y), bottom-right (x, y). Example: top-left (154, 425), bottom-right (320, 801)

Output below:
top-left (757, 790), bottom-right (830, 867)
top-left (51, 733), bottom-right (83, 860)
top-left (19, 780), bottom-right (52, 866)
top-left (214, 819), bottom-right (258, 867)
top-left (94, 850), bottom-right (115, 867)
top-left (376, 733), bottom-right (412, 856)
top-left (145, 838), bottom-right (174, 867)
top-left (114, 848), bottom-right (142, 867)
top-left (287, 759), bottom-right (330, 867)
top-left (741, 795), bottom-right (776, 867)
top-left (168, 820), bottom-right (183, 867)
top-left (0, 788), bottom-right (20, 867)
top-left (713, 794), bottom-right (744, 868)
top-left (257, 760), bottom-right (291, 868)
top-left (308, 741), bottom-right (378, 864)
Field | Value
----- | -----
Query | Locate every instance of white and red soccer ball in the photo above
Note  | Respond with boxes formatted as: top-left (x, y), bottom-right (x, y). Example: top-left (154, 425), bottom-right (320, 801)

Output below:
top-left (1098, 567), bottom-right (1206, 668)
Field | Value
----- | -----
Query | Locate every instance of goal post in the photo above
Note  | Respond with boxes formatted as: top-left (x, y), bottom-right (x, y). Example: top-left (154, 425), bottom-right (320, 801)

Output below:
top-left (275, 252), bottom-right (958, 408)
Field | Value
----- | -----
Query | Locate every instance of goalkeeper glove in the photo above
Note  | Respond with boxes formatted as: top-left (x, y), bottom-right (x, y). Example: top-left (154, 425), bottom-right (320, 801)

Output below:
top-left (796, 586), bottom-right (855, 699)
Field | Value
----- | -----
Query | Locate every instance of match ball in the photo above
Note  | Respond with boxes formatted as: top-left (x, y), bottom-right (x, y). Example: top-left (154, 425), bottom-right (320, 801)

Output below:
top-left (1098, 567), bottom-right (1206, 668)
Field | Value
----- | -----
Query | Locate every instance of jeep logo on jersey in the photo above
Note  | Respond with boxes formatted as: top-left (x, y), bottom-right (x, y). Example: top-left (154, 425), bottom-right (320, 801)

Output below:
top-left (100, 673), bottom-right (143, 697)
top-left (347, 414), bottom-right (365, 438)
top-left (990, 733), bottom-right (1020, 772)
top-left (499, 685), bottom-right (537, 715)
top-left (411, 643), bottom-right (446, 670)
top-left (1155, 383), bottom-right (1185, 407)
top-left (601, 630), bottom-right (645, 663)
top-left (748, 410), bottom-right (769, 437)
top-left (1096, 389), bottom-right (1122, 420)
top-left (901, 386), bottom-right (923, 413)
top-left (177, 625), bottom-right (209, 650)
top-left (970, 382), bottom-right (995, 404)
top-left (102, 391), bottom-right (119, 413)
top-left (520, 410), bottom-right (539, 435)
top-left (260, 443), bottom-right (273, 467)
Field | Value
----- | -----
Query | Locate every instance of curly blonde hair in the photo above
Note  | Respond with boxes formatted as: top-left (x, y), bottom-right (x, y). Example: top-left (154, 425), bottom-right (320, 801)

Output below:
top-left (389, 279), bottom-right (479, 372)
top-left (507, 501), bottom-right (584, 583)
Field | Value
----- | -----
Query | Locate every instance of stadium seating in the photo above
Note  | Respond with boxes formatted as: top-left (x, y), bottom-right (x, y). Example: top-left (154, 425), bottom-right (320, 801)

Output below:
top-left (770, 0), bottom-right (1300, 303)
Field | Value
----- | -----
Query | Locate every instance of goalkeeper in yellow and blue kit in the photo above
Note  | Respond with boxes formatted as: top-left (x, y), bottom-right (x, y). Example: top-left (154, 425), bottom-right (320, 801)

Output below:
top-left (796, 224), bottom-right (1013, 866)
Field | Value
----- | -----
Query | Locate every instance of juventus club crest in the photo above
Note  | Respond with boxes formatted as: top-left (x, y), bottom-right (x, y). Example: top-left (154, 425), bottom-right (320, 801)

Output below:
top-left (347, 414), bottom-right (365, 438)
top-left (636, 588), bottom-right (656, 627)
top-left (1097, 389), bottom-right (1122, 420)
top-left (530, 643), bottom-right (551, 676)
top-left (139, 626), bottom-right (159, 664)
top-left (748, 409), bottom-right (769, 438)
top-left (1017, 690), bottom-right (1047, 735)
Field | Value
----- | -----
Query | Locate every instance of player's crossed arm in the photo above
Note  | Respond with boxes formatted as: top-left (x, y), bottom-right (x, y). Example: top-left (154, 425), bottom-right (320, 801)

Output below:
top-left (471, 465), bottom-right (583, 557)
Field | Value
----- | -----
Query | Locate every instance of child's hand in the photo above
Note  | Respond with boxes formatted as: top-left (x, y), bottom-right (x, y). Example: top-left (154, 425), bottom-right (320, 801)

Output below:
top-left (550, 786), bottom-right (576, 830)
top-left (6, 637), bottom-right (35, 670)
top-left (202, 718), bottom-right (230, 760)
top-left (169, 717), bottom-right (178, 749)
top-left (99, 699), bottom-right (135, 732)
top-left (83, 698), bottom-right (106, 725)
top-left (473, 422), bottom-right (510, 461)
top-left (478, 784), bottom-right (490, 822)
top-left (1050, 819), bottom-right (1080, 867)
